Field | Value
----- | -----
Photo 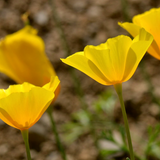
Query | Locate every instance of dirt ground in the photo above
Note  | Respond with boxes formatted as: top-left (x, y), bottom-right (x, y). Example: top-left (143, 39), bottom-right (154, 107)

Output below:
top-left (0, 0), bottom-right (160, 160)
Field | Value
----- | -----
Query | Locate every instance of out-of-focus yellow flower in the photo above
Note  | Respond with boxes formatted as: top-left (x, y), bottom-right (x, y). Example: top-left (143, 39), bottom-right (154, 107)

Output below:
top-left (0, 25), bottom-right (56, 86)
top-left (0, 76), bottom-right (60, 130)
top-left (119, 8), bottom-right (160, 60)
top-left (61, 29), bottom-right (153, 86)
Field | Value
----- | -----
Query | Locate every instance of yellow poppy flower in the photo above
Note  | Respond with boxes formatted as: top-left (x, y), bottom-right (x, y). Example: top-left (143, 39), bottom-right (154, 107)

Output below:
top-left (119, 8), bottom-right (160, 60)
top-left (61, 28), bottom-right (153, 85)
top-left (0, 25), bottom-right (57, 86)
top-left (0, 76), bottom-right (60, 131)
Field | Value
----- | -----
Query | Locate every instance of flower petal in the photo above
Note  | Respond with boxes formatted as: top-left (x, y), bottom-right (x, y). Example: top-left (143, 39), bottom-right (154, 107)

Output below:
top-left (123, 28), bottom-right (153, 81)
top-left (0, 25), bottom-right (56, 86)
top-left (133, 8), bottom-right (160, 41)
top-left (106, 36), bottom-right (132, 81)
top-left (119, 8), bottom-right (160, 60)
top-left (133, 9), bottom-right (160, 60)
top-left (43, 76), bottom-right (60, 91)
top-left (0, 82), bottom-right (35, 100)
top-left (61, 52), bottom-right (110, 85)
top-left (118, 22), bottom-right (141, 37)
top-left (84, 36), bottom-right (132, 83)
top-left (0, 87), bottom-right (54, 130)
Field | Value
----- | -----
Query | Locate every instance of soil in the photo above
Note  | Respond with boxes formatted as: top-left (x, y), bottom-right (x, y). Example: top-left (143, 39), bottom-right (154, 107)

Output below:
top-left (0, 0), bottom-right (160, 160)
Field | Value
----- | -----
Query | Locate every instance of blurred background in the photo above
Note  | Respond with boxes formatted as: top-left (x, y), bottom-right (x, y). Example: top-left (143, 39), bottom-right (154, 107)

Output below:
top-left (0, 0), bottom-right (160, 160)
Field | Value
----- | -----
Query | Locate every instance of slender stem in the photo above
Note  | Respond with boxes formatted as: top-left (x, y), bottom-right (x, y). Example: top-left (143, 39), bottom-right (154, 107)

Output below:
top-left (21, 129), bottom-right (32, 160)
top-left (47, 107), bottom-right (67, 160)
top-left (114, 83), bottom-right (135, 160)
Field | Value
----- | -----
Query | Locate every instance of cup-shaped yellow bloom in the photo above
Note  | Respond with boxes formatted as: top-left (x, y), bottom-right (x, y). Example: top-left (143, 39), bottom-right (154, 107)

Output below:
top-left (119, 8), bottom-right (160, 60)
top-left (61, 29), bottom-right (153, 85)
top-left (0, 76), bottom-right (60, 130)
top-left (0, 25), bottom-right (56, 86)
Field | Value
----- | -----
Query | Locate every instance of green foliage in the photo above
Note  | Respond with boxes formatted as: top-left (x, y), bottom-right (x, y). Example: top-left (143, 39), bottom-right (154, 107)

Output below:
top-left (99, 126), bottom-right (128, 158)
top-left (94, 90), bottom-right (116, 115)
top-left (62, 90), bottom-right (116, 142)
top-left (144, 124), bottom-right (160, 159)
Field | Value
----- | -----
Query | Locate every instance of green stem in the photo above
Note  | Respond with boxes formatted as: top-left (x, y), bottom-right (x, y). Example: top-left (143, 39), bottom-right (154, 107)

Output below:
top-left (47, 107), bottom-right (67, 160)
top-left (21, 130), bottom-right (32, 160)
top-left (114, 83), bottom-right (135, 160)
